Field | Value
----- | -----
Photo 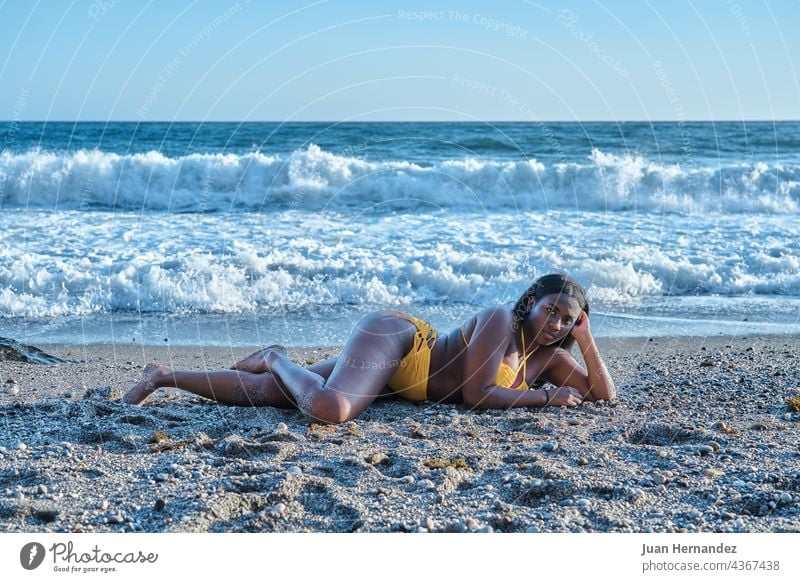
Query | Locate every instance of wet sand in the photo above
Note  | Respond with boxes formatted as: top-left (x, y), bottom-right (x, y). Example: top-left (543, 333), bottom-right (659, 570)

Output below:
top-left (1, 336), bottom-right (799, 533)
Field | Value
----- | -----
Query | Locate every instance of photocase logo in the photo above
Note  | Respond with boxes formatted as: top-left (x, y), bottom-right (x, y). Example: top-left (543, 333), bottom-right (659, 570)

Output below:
top-left (20, 542), bottom-right (46, 570)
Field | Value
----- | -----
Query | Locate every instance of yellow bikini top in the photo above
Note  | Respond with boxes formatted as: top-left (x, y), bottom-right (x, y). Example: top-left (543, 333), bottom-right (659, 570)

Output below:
top-left (460, 326), bottom-right (538, 390)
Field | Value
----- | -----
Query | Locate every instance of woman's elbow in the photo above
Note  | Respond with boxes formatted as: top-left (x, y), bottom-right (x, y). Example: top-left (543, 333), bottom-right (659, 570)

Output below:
top-left (461, 385), bottom-right (488, 409)
top-left (604, 378), bottom-right (618, 401)
top-left (588, 383), bottom-right (616, 402)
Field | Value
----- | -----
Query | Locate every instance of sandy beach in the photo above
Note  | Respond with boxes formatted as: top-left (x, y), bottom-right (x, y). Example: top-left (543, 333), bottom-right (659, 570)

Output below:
top-left (1, 335), bottom-right (798, 533)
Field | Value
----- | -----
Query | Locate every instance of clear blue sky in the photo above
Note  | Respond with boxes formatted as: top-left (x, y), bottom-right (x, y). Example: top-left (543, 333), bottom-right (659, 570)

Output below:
top-left (1, 0), bottom-right (797, 121)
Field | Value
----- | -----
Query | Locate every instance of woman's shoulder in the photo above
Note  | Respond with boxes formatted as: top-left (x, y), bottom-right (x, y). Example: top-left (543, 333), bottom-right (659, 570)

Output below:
top-left (461, 307), bottom-right (515, 338)
top-left (479, 305), bottom-right (515, 320)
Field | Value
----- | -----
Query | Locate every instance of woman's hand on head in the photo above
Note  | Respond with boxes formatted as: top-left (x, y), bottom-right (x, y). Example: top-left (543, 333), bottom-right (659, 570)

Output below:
top-left (545, 386), bottom-right (583, 407)
top-left (569, 311), bottom-right (593, 345)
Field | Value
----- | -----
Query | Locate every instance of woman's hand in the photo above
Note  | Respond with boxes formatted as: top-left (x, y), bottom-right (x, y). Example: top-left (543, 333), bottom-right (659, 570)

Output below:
top-left (545, 311), bottom-right (617, 403)
top-left (569, 311), bottom-right (593, 346)
top-left (544, 386), bottom-right (583, 406)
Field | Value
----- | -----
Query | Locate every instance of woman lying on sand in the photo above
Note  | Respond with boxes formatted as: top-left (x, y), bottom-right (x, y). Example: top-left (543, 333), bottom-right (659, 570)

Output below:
top-left (124, 273), bottom-right (615, 424)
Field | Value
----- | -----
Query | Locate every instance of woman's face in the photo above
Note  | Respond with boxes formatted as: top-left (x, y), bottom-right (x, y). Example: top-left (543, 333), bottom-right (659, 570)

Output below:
top-left (527, 292), bottom-right (583, 345)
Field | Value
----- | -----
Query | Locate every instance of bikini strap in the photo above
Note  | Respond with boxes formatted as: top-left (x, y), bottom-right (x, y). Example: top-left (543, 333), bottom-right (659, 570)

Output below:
top-left (519, 327), bottom-right (538, 388)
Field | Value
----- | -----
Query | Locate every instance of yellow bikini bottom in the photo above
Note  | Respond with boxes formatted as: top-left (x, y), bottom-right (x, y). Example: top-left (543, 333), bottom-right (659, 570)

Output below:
top-left (386, 313), bottom-right (437, 402)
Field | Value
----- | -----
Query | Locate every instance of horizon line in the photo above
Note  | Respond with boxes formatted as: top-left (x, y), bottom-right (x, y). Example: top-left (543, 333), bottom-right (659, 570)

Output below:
top-left (6, 118), bottom-right (799, 123)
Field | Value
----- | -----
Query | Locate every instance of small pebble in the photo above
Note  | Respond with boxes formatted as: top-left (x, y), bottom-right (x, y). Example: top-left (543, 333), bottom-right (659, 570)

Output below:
top-left (526, 525), bottom-right (541, 533)
top-left (400, 475), bottom-right (415, 485)
top-left (541, 440), bottom-right (559, 452)
top-left (276, 423), bottom-right (288, 432)
top-left (271, 502), bottom-right (286, 515)
top-left (154, 499), bottom-right (166, 511)
top-left (37, 484), bottom-right (49, 495)
top-left (286, 466), bottom-right (302, 475)
top-left (418, 479), bottom-right (435, 491)
top-left (367, 452), bottom-right (389, 465)
top-left (779, 492), bottom-right (792, 505)
top-left (577, 457), bottom-right (589, 466)
top-left (99, 500), bottom-right (109, 510)
top-left (424, 517), bottom-right (436, 530)
top-left (7, 386), bottom-right (20, 396)
top-left (16, 443), bottom-right (26, 451)
top-left (154, 473), bottom-right (169, 482)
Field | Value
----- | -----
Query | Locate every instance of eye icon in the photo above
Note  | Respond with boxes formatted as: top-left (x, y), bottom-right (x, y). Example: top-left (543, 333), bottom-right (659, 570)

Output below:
top-left (20, 542), bottom-right (46, 570)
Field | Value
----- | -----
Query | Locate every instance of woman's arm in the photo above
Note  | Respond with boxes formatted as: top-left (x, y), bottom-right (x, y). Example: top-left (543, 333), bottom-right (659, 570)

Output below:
top-left (465, 383), bottom-right (583, 408)
top-left (545, 312), bottom-right (616, 402)
top-left (459, 307), bottom-right (512, 409)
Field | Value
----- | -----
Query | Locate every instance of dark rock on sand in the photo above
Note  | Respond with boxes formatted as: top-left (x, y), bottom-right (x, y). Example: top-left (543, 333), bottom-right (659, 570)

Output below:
top-left (0, 337), bottom-right (73, 365)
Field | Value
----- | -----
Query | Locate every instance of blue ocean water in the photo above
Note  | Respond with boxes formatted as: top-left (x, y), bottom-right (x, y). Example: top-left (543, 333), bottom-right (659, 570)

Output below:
top-left (1, 121), bottom-right (799, 346)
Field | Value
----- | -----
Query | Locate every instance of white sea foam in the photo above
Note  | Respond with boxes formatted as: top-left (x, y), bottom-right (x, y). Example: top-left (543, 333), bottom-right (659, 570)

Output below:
top-left (2, 146), bottom-right (799, 213)
top-left (1, 209), bottom-right (798, 319)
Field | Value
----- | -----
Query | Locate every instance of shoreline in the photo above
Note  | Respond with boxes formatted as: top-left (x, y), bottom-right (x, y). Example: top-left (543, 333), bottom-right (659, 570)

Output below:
top-left (1, 335), bottom-right (798, 533)
top-left (30, 331), bottom-right (800, 347)
top-left (5, 300), bottom-right (800, 349)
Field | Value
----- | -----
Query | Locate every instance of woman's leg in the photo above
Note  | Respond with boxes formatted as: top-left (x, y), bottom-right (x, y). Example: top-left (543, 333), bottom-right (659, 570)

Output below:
top-left (231, 345), bottom-right (281, 373)
top-left (264, 312), bottom-right (415, 424)
top-left (122, 358), bottom-right (339, 407)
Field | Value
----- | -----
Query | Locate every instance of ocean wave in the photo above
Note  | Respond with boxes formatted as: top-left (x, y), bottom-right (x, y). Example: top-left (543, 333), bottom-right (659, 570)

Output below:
top-left (1, 216), bottom-right (798, 318)
top-left (1, 146), bottom-right (799, 214)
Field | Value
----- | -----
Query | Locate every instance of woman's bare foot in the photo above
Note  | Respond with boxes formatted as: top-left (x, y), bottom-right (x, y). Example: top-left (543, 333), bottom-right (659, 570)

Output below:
top-left (231, 345), bottom-right (287, 374)
top-left (123, 363), bottom-right (171, 405)
top-left (230, 348), bottom-right (269, 373)
top-left (261, 345), bottom-right (288, 373)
